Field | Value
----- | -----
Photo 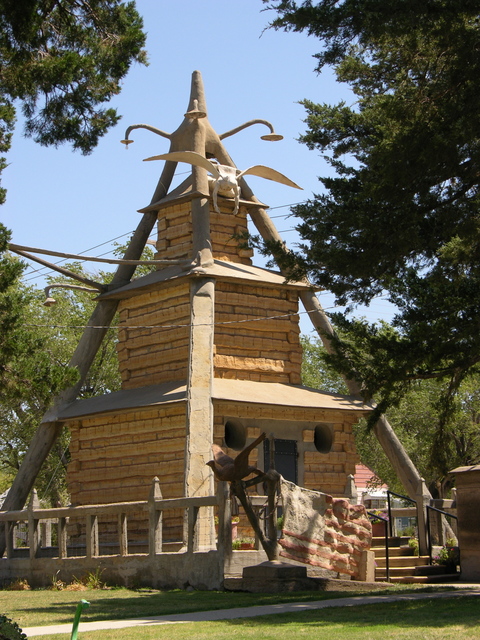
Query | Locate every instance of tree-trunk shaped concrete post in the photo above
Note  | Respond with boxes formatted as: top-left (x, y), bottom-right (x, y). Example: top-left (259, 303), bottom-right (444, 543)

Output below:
top-left (345, 474), bottom-right (358, 502)
top-left (416, 477), bottom-right (429, 556)
top-left (184, 278), bottom-right (216, 550)
top-left (216, 481), bottom-right (232, 560)
top-left (27, 489), bottom-right (40, 561)
top-left (148, 476), bottom-right (163, 556)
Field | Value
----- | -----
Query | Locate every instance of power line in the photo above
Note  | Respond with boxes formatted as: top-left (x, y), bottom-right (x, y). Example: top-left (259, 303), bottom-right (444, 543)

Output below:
top-left (23, 229), bottom-right (157, 283)
top-left (25, 305), bottom-right (342, 331)
top-left (268, 201), bottom-right (307, 211)
top-left (19, 197), bottom-right (310, 284)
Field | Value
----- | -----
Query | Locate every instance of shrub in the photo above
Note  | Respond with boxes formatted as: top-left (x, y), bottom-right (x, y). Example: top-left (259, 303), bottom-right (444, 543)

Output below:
top-left (0, 614), bottom-right (27, 640)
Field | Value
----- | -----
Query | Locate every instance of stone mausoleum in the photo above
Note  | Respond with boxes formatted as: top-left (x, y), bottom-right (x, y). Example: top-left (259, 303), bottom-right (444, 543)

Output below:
top-left (57, 72), bottom-right (370, 542)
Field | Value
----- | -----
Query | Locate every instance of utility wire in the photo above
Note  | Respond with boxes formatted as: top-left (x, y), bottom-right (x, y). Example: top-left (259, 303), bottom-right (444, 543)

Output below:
top-left (25, 305), bottom-right (341, 331)
top-left (23, 230), bottom-right (158, 283)
top-left (19, 195), bottom-right (310, 283)
top-left (23, 230), bottom-right (137, 282)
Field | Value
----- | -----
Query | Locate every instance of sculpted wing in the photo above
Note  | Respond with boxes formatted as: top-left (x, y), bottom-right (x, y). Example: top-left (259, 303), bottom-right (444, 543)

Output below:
top-left (232, 432), bottom-right (267, 480)
top-left (234, 432), bottom-right (267, 466)
top-left (238, 165), bottom-right (302, 190)
top-left (143, 151), bottom-right (221, 180)
top-left (211, 443), bottom-right (234, 468)
top-left (208, 436), bottom-right (267, 481)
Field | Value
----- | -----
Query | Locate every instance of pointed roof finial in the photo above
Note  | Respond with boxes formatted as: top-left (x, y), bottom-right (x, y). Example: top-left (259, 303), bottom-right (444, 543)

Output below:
top-left (184, 99), bottom-right (206, 120)
top-left (185, 70), bottom-right (207, 119)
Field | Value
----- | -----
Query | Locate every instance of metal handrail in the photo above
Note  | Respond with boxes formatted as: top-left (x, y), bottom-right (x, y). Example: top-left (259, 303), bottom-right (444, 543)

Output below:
top-left (426, 505), bottom-right (459, 566)
top-left (387, 490), bottom-right (418, 538)
top-left (368, 511), bottom-right (390, 582)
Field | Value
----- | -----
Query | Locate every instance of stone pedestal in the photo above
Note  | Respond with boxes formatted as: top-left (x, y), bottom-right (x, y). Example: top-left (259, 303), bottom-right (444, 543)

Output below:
top-left (243, 560), bottom-right (307, 580)
top-left (450, 465), bottom-right (480, 582)
top-left (241, 561), bottom-right (309, 592)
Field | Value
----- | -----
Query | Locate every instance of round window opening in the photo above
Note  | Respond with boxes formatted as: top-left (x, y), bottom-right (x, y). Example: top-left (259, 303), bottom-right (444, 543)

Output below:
top-left (314, 424), bottom-right (333, 454)
top-left (224, 420), bottom-right (246, 451)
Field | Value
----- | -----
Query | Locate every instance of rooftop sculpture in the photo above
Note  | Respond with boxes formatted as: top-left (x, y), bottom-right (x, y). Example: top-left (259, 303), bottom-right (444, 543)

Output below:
top-left (145, 151), bottom-right (302, 215)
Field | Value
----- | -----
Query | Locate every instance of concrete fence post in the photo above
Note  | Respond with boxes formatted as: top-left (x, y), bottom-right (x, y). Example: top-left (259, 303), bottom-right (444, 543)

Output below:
top-left (5, 522), bottom-right (14, 559)
top-left (58, 517), bottom-right (67, 559)
top-left (27, 489), bottom-right (40, 560)
top-left (148, 476), bottom-right (163, 556)
top-left (216, 481), bottom-right (232, 561)
top-left (416, 478), bottom-right (429, 556)
top-left (345, 474), bottom-right (358, 502)
top-left (86, 514), bottom-right (99, 558)
top-left (118, 513), bottom-right (128, 556)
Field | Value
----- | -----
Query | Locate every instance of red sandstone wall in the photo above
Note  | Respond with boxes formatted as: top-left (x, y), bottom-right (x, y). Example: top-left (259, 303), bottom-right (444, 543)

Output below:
top-left (278, 485), bottom-right (372, 579)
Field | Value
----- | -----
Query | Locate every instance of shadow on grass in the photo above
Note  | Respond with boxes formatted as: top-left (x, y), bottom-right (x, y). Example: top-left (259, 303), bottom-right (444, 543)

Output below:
top-left (222, 597), bottom-right (480, 630)
top-left (2, 585), bottom-right (462, 628)
top-left (5, 589), bottom-right (364, 626)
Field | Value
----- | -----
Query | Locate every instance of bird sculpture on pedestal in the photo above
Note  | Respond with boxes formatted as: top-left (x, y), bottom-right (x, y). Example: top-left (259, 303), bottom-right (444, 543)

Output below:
top-left (206, 432), bottom-right (267, 482)
top-left (144, 151), bottom-right (302, 215)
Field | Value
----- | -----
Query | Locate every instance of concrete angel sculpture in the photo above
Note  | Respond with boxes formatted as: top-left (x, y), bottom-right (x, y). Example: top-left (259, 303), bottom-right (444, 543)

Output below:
top-left (144, 151), bottom-right (302, 215)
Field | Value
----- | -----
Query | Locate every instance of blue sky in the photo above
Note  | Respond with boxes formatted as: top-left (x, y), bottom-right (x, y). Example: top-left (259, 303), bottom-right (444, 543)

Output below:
top-left (2, 0), bottom-right (395, 333)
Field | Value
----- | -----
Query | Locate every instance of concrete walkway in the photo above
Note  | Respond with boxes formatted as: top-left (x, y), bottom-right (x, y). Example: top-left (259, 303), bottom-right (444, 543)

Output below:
top-left (24, 586), bottom-right (480, 637)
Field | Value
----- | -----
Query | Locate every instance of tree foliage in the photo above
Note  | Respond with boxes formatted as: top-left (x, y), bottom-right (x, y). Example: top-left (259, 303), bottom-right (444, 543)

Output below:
top-left (264, 1), bottom-right (480, 412)
top-left (301, 334), bottom-right (347, 394)
top-left (0, 240), bottom-right (78, 502)
top-left (0, 240), bottom-right (117, 502)
top-left (0, 234), bottom-right (158, 503)
top-left (0, 266), bottom-right (122, 503)
top-left (302, 334), bottom-right (480, 497)
top-left (0, 0), bottom-right (147, 203)
top-left (354, 376), bottom-right (480, 498)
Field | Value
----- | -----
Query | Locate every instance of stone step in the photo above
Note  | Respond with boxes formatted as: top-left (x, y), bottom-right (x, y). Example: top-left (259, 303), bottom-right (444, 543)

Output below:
top-left (375, 555), bottom-right (429, 569)
top-left (376, 566), bottom-right (428, 579)
top-left (389, 573), bottom-right (461, 584)
top-left (372, 536), bottom-right (411, 547)
top-left (371, 546), bottom-right (415, 558)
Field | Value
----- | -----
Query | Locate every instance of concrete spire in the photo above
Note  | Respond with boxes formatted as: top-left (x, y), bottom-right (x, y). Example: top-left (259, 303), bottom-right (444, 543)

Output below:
top-left (186, 70), bottom-right (208, 117)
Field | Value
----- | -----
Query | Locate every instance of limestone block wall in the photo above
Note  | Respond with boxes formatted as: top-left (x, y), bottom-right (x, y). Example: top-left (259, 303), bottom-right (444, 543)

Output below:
top-left (117, 283), bottom-right (190, 389)
top-left (154, 200), bottom-right (252, 264)
top-left (213, 401), bottom-right (359, 497)
top-left (210, 206), bottom-right (253, 263)
top-left (214, 283), bottom-right (302, 384)
top-left (67, 403), bottom-right (187, 541)
top-left (302, 420), bottom-right (359, 497)
top-left (155, 202), bottom-right (192, 262)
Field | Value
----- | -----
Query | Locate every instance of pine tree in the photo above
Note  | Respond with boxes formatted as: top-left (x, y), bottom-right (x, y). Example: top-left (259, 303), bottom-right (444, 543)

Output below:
top-left (264, 1), bottom-right (480, 412)
top-left (0, 0), bottom-right (146, 203)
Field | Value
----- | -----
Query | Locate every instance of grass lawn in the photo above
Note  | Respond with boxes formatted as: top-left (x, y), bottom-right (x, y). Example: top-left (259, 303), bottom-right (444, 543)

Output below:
top-left (0, 584), bottom-right (455, 629)
top-left (14, 595), bottom-right (480, 640)
top-left (1, 586), bottom-right (382, 627)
